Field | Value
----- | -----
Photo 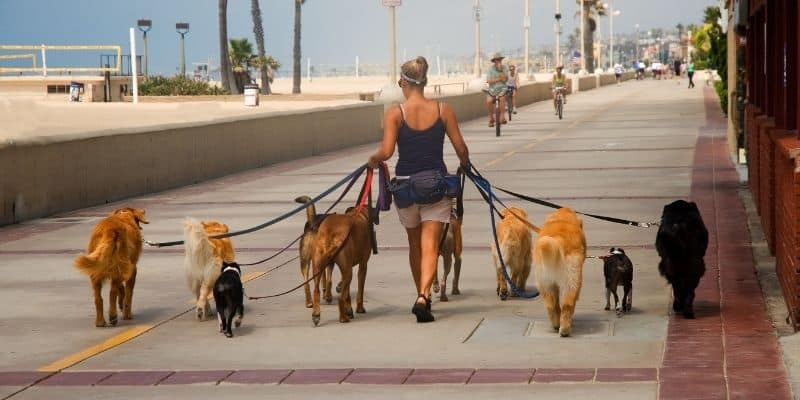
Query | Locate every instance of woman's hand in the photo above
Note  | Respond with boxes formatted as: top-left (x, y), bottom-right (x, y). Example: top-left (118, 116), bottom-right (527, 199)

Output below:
top-left (367, 155), bottom-right (381, 169)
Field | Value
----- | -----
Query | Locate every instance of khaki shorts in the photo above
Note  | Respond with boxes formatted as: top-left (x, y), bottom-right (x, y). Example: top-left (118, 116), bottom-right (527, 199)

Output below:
top-left (396, 198), bottom-right (452, 228)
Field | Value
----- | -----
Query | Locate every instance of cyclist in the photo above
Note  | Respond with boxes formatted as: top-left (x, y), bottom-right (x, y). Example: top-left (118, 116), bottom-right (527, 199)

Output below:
top-left (552, 65), bottom-right (568, 115)
top-left (506, 62), bottom-right (519, 115)
top-left (485, 52), bottom-right (508, 127)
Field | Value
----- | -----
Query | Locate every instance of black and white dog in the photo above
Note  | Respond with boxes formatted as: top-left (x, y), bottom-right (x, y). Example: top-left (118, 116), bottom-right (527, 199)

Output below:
top-left (602, 247), bottom-right (633, 316)
top-left (655, 200), bottom-right (709, 319)
top-left (213, 261), bottom-right (244, 338)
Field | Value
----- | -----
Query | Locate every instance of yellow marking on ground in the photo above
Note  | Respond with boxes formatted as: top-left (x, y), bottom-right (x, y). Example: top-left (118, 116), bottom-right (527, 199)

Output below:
top-left (486, 150), bottom-right (518, 167)
top-left (38, 324), bottom-right (153, 372)
top-left (186, 270), bottom-right (267, 304)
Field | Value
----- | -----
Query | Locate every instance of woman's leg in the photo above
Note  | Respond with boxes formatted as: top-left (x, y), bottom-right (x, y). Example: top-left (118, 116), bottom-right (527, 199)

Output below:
top-left (417, 220), bottom-right (444, 303)
top-left (405, 226), bottom-right (422, 292)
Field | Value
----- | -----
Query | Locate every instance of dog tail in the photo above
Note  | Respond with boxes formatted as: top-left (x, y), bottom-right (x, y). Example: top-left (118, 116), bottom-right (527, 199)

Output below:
top-left (534, 236), bottom-right (564, 270)
top-left (73, 233), bottom-right (116, 278)
top-left (295, 195), bottom-right (316, 226)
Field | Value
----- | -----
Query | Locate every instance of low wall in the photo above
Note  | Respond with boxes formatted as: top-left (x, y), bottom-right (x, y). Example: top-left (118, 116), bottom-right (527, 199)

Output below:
top-left (578, 76), bottom-right (598, 91)
top-left (0, 103), bottom-right (383, 225)
top-left (1, 78), bottom-right (604, 226)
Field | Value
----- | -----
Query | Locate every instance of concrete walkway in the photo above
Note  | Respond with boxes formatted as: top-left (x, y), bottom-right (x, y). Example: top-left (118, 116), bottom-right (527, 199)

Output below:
top-left (0, 77), bottom-right (793, 399)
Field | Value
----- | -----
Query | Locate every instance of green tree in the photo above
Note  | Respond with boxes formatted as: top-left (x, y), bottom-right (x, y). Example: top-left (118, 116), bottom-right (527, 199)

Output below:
top-left (292, 0), bottom-right (306, 94)
top-left (251, 0), bottom-right (271, 94)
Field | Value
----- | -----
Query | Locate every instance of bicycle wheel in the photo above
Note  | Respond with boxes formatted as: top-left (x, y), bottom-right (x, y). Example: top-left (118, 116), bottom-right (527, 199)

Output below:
top-left (507, 96), bottom-right (513, 122)
top-left (557, 98), bottom-right (563, 120)
top-left (495, 100), bottom-right (501, 137)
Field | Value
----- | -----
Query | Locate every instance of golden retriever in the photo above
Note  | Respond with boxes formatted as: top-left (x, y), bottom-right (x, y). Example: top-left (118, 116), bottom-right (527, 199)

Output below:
top-left (74, 207), bottom-right (148, 327)
top-left (183, 219), bottom-right (236, 320)
top-left (491, 207), bottom-right (536, 300)
top-left (533, 208), bottom-right (586, 337)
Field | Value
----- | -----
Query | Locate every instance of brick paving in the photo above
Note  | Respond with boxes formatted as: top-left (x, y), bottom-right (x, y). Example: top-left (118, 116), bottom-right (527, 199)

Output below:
top-left (658, 88), bottom-right (793, 400)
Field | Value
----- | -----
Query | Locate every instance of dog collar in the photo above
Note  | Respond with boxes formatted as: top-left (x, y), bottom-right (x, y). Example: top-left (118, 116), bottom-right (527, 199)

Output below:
top-left (222, 266), bottom-right (240, 276)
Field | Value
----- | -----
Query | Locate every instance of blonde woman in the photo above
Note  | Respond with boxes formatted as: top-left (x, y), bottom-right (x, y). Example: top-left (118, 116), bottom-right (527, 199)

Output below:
top-left (368, 57), bottom-right (471, 323)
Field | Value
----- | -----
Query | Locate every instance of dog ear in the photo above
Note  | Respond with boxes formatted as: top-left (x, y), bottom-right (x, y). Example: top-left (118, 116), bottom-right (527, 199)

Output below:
top-left (609, 247), bottom-right (615, 254)
top-left (133, 208), bottom-right (148, 224)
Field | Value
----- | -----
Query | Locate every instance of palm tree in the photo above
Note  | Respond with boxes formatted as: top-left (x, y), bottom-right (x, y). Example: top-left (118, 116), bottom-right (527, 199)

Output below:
top-left (251, 0), bottom-right (271, 94)
top-left (218, 0), bottom-right (239, 94)
top-left (575, 0), bottom-right (606, 73)
top-left (229, 38), bottom-right (256, 93)
top-left (292, 0), bottom-right (306, 94)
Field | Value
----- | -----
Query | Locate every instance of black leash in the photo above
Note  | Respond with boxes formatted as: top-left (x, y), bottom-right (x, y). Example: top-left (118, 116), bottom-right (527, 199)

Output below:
top-left (245, 255), bottom-right (314, 300)
top-left (470, 165), bottom-right (658, 228)
top-left (144, 164), bottom-right (368, 247)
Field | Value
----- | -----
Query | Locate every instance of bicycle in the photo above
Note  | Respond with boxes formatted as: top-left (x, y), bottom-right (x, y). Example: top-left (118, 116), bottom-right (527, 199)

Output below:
top-left (506, 87), bottom-right (517, 122)
top-left (553, 86), bottom-right (566, 120)
top-left (484, 88), bottom-right (508, 137)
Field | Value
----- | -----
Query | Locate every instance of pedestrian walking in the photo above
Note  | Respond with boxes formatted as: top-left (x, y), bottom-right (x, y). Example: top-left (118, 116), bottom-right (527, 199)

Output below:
top-left (368, 57), bottom-right (471, 323)
top-left (687, 62), bottom-right (695, 88)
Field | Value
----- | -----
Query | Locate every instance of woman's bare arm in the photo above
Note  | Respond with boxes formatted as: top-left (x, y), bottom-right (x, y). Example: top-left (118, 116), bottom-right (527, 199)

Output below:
top-left (441, 103), bottom-right (470, 168)
top-left (368, 106), bottom-right (401, 168)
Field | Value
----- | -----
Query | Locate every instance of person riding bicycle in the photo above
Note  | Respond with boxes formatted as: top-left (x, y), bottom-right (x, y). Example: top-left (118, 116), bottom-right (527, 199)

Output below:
top-left (552, 65), bottom-right (568, 114)
top-left (506, 62), bottom-right (519, 115)
top-left (485, 52), bottom-right (508, 127)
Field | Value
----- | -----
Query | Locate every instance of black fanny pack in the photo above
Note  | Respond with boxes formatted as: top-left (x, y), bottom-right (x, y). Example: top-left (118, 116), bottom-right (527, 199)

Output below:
top-left (388, 169), bottom-right (461, 209)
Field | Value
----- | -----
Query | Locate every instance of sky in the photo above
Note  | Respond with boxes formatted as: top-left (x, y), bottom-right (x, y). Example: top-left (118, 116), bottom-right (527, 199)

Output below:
top-left (0, 0), bottom-right (719, 76)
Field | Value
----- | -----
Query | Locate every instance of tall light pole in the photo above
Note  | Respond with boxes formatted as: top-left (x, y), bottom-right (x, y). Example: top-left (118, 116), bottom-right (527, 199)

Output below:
top-left (383, 0), bottom-right (400, 83)
top-left (604, 2), bottom-right (620, 66)
top-left (175, 22), bottom-right (189, 77)
top-left (635, 23), bottom-right (640, 61)
top-left (473, 0), bottom-right (481, 76)
top-left (524, 0), bottom-right (530, 78)
top-left (555, 0), bottom-right (562, 67)
top-left (137, 19), bottom-right (151, 77)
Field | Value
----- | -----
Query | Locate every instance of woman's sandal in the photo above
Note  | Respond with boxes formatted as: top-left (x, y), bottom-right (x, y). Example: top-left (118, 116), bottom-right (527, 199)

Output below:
top-left (412, 294), bottom-right (435, 323)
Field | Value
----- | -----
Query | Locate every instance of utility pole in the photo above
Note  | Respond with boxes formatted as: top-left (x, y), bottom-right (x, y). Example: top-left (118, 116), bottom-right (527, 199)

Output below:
top-left (388, 3), bottom-right (398, 82)
top-left (609, 0), bottom-right (614, 66)
top-left (555, 0), bottom-right (562, 67)
top-left (524, 0), bottom-right (530, 77)
top-left (580, 0), bottom-right (585, 72)
top-left (473, 0), bottom-right (481, 76)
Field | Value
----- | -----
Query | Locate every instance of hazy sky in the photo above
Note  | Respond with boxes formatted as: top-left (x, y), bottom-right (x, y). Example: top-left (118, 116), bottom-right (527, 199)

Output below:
top-left (0, 0), bottom-right (718, 75)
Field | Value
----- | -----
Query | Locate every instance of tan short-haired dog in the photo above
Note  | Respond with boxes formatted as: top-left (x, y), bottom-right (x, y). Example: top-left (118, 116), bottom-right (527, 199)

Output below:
top-left (74, 208), bottom-right (148, 327)
top-left (491, 207), bottom-right (536, 300)
top-left (533, 208), bottom-right (586, 337)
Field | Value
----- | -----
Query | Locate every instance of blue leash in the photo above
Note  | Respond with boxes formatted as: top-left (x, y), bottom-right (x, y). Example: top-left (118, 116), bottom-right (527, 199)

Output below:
top-left (465, 167), bottom-right (539, 299)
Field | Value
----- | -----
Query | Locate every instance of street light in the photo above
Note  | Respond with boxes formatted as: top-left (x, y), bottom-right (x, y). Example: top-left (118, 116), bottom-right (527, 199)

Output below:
top-left (603, 2), bottom-right (620, 66)
top-left (473, 0), bottom-right (481, 76)
top-left (635, 23), bottom-right (640, 61)
top-left (554, 0), bottom-right (562, 68)
top-left (175, 22), bottom-right (189, 77)
top-left (137, 19), bottom-right (151, 77)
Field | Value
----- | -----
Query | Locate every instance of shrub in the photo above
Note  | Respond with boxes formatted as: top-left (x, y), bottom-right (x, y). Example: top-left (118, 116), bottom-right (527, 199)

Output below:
top-left (714, 80), bottom-right (728, 116)
top-left (138, 75), bottom-right (228, 96)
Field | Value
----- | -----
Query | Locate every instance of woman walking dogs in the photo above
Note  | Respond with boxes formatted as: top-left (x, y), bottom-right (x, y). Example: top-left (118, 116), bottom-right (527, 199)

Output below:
top-left (368, 57), bottom-right (471, 323)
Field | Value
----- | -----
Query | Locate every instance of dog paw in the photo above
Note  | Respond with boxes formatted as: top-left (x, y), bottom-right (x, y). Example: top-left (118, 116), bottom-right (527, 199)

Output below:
top-left (558, 327), bottom-right (571, 337)
top-left (339, 316), bottom-right (351, 323)
top-left (432, 281), bottom-right (440, 293)
top-left (305, 302), bottom-right (313, 308)
top-left (683, 311), bottom-right (695, 319)
top-left (123, 313), bottom-right (133, 320)
top-left (356, 306), bottom-right (366, 314)
top-left (452, 288), bottom-right (460, 295)
top-left (615, 309), bottom-right (623, 318)
top-left (324, 296), bottom-right (333, 305)
top-left (196, 307), bottom-right (205, 320)
top-left (346, 308), bottom-right (355, 319)
top-left (225, 331), bottom-right (233, 338)
top-left (440, 294), bottom-right (449, 302)
top-left (312, 314), bottom-right (320, 327)
top-left (95, 320), bottom-right (108, 328)
top-left (499, 289), bottom-right (509, 301)
top-left (109, 316), bottom-right (118, 326)
top-left (335, 282), bottom-right (343, 293)
top-left (604, 305), bottom-right (610, 311)
top-left (235, 319), bottom-right (242, 328)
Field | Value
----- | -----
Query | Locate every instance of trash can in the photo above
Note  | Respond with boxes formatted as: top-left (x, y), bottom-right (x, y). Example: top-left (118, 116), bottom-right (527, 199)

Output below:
top-left (244, 84), bottom-right (259, 106)
top-left (69, 81), bottom-right (83, 102)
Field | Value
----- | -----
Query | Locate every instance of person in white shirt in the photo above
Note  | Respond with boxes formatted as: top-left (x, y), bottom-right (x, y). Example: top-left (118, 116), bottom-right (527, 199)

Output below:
top-left (614, 64), bottom-right (623, 85)
top-left (506, 63), bottom-right (519, 114)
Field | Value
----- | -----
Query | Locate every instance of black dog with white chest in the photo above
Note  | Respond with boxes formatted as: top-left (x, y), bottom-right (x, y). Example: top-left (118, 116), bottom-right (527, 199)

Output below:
top-left (213, 261), bottom-right (244, 338)
top-left (655, 200), bottom-right (709, 319)
top-left (602, 247), bottom-right (633, 316)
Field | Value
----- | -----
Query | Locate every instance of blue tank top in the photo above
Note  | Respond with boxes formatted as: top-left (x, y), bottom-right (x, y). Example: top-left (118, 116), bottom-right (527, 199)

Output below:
top-left (395, 103), bottom-right (447, 177)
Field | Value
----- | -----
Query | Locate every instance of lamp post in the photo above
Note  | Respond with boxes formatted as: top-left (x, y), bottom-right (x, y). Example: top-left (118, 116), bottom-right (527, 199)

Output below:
top-left (524, 0), bottom-right (530, 78)
top-left (473, 0), bottom-right (481, 76)
top-left (635, 23), bottom-right (640, 61)
top-left (603, 3), bottom-right (620, 66)
top-left (175, 22), bottom-right (189, 77)
top-left (137, 19), bottom-right (151, 77)
top-left (554, 0), bottom-right (562, 67)
top-left (580, 0), bottom-right (585, 72)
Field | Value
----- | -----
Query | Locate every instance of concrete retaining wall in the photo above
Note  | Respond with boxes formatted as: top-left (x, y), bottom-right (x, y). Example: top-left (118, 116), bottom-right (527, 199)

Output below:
top-left (1, 78), bottom-right (606, 226)
top-left (0, 103), bottom-right (383, 225)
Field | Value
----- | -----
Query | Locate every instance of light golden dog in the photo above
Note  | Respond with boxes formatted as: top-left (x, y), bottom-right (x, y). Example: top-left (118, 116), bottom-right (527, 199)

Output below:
top-left (533, 208), bottom-right (586, 337)
top-left (433, 209), bottom-right (463, 302)
top-left (297, 197), bottom-right (372, 326)
top-left (74, 207), bottom-right (148, 327)
top-left (183, 219), bottom-right (236, 320)
top-left (491, 207), bottom-right (537, 300)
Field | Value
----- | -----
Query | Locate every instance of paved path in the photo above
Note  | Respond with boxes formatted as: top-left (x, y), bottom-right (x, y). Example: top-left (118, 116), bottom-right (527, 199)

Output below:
top-left (0, 78), bottom-right (793, 399)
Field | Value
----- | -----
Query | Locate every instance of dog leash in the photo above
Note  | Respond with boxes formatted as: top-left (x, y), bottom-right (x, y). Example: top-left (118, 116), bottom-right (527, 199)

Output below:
top-left (244, 255), bottom-right (315, 300)
top-left (464, 167), bottom-right (539, 299)
top-left (470, 165), bottom-right (660, 229)
top-left (143, 164), bottom-right (369, 248)
top-left (237, 164), bottom-right (369, 267)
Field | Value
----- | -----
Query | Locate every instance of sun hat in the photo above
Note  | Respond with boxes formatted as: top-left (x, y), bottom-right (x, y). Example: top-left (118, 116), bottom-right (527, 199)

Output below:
top-left (490, 52), bottom-right (504, 61)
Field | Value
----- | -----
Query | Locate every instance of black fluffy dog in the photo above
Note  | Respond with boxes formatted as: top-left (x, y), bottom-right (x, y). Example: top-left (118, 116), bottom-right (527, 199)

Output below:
top-left (655, 200), bottom-right (709, 319)
top-left (213, 261), bottom-right (244, 338)
top-left (602, 247), bottom-right (633, 316)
